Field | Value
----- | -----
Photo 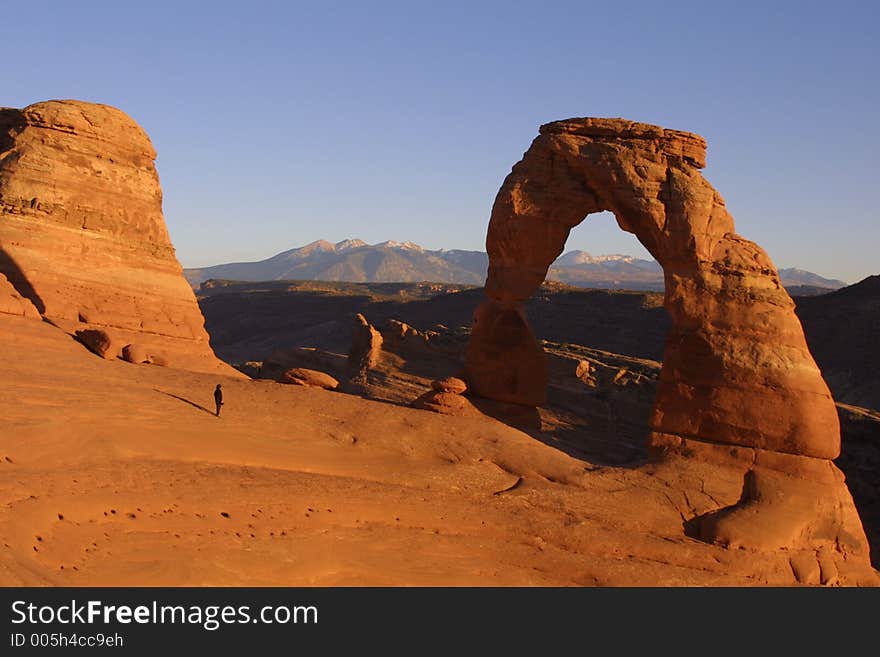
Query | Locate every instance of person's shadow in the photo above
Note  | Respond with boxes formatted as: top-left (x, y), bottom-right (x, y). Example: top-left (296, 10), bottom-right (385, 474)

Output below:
top-left (154, 389), bottom-right (217, 417)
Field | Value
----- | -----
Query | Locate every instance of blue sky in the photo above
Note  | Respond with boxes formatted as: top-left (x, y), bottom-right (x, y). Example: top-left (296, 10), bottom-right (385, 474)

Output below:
top-left (3, 0), bottom-right (877, 282)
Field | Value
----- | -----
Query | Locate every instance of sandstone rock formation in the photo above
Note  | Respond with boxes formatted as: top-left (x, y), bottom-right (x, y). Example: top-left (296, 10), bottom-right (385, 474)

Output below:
top-left (263, 347), bottom-right (347, 380)
top-left (278, 367), bottom-right (340, 390)
top-left (412, 390), bottom-right (477, 416)
top-left (383, 319), bottom-right (457, 355)
top-left (432, 376), bottom-right (468, 394)
top-left (121, 343), bottom-right (152, 364)
top-left (0, 273), bottom-right (40, 319)
top-left (575, 358), bottom-right (649, 390)
top-left (414, 376), bottom-right (473, 416)
top-left (74, 328), bottom-right (121, 360)
top-left (347, 313), bottom-right (383, 380)
top-left (384, 319), bottom-right (428, 343)
top-left (0, 100), bottom-right (236, 376)
top-left (121, 343), bottom-right (169, 366)
top-left (464, 117), bottom-right (874, 577)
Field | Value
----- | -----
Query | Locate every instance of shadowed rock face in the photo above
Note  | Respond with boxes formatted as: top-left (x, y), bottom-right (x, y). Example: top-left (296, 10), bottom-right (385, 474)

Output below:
top-left (466, 117), bottom-right (838, 460)
top-left (465, 118), bottom-right (874, 574)
top-left (0, 100), bottom-right (231, 375)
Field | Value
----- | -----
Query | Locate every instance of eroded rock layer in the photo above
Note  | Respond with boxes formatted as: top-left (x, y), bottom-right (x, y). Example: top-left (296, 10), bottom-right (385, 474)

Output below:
top-left (465, 117), bottom-right (874, 574)
top-left (0, 100), bottom-right (233, 375)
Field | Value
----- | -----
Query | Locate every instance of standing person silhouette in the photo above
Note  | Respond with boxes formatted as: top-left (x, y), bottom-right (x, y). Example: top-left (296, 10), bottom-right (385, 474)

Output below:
top-left (214, 384), bottom-right (224, 417)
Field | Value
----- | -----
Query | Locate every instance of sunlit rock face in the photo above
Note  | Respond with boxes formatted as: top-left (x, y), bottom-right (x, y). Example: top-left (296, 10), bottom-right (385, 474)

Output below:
top-left (0, 100), bottom-right (231, 374)
top-left (466, 117), bottom-right (836, 458)
top-left (465, 118), bottom-right (875, 579)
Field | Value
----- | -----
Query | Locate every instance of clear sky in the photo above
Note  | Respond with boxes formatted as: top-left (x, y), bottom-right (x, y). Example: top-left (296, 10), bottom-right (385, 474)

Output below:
top-left (3, 0), bottom-right (877, 282)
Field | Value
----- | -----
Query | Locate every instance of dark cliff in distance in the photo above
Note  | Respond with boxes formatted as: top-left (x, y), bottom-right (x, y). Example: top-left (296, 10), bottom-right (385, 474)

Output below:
top-left (795, 275), bottom-right (880, 410)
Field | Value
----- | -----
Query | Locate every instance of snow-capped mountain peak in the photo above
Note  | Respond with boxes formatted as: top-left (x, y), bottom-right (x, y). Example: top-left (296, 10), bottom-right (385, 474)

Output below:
top-left (555, 250), bottom-right (638, 266)
top-left (334, 239), bottom-right (367, 251)
top-left (374, 240), bottom-right (424, 251)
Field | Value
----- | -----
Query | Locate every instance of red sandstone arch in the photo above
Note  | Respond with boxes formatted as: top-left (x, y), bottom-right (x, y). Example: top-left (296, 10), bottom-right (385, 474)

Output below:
top-left (464, 118), bottom-right (840, 461)
top-left (463, 120), bottom-right (880, 579)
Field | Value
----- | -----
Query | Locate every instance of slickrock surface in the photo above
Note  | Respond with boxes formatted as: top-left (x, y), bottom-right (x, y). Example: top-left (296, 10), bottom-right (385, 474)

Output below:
top-left (188, 279), bottom-right (880, 572)
top-left (0, 100), bottom-right (237, 376)
top-left (3, 312), bottom-right (874, 585)
top-left (464, 117), bottom-right (873, 575)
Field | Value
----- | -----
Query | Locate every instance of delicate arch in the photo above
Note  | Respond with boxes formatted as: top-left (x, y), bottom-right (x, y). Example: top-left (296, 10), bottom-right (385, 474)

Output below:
top-left (464, 118), bottom-right (838, 460)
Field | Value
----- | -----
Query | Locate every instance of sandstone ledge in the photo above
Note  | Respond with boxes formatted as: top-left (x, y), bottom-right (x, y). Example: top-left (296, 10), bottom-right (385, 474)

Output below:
top-left (539, 117), bottom-right (707, 168)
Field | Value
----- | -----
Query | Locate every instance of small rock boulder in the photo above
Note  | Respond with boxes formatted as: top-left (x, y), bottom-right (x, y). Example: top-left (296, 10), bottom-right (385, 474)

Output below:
top-left (75, 328), bottom-right (120, 359)
top-left (120, 343), bottom-right (171, 367)
top-left (278, 368), bottom-right (340, 390)
top-left (122, 343), bottom-right (151, 364)
top-left (412, 390), bottom-right (475, 416)
top-left (431, 377), bottom-right (468, 395)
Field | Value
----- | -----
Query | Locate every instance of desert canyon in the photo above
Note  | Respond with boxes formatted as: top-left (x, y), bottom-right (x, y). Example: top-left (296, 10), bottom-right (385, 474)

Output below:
top-left (1, 100), bottom-right (877, 586)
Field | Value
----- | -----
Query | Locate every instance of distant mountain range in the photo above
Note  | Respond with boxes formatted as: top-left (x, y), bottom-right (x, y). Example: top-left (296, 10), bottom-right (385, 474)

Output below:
top-left (183, 239), bottom-right (848, 293)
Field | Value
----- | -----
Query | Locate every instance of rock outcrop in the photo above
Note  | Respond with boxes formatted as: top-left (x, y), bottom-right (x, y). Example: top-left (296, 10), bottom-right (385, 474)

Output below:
top-left (0, 100), bottom-right (236, 376)
top-left (432, 376), bottom-right (468, 394)
top-left (412, 390), bottom-right (477, 416)
top-left (263, 346), bottom-right (347, 380)
top-left (413, 376), bottom-right (474, 416)
top-left (278, 368), bottom-right (340, 390)
top-left (347, 313), bottom-right (383, 380)
top-left (74, 328), bottom-right (121, 360)
top-left (121, 343), bottom-right (169, 366)
top-left (464, 117), bottom-right (874, 580)
top-left (0, 273), bottom-right (40, 319)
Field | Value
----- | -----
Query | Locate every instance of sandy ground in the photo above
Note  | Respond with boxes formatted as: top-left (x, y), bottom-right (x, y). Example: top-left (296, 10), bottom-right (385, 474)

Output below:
top-left (0, 313), bottom-right (870, 586)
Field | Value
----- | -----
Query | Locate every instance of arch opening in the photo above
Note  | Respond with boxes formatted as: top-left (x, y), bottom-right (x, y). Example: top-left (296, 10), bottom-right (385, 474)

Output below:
top-left (547, 211), bottom-right (661, 291)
